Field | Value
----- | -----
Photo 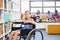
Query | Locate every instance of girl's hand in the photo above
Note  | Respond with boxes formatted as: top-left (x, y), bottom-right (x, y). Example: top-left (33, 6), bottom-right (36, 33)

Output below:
top-left (25, 20), bottom-right (31, 23)
top-left (27, 19), bottom-right (36, 25)
top-left (22, 20), bottom-right (30, 23)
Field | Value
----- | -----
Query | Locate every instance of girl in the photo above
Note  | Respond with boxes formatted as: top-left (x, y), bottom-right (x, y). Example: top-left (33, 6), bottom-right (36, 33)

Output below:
top-left (9, 11), bottom-right (36, 40)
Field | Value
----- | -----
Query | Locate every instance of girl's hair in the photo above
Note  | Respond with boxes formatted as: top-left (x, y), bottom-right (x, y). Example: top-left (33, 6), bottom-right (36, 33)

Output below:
top-left (37, 10), bottom-right (40, 14)
top-left (55, 10), bottom-right (58, 13)
top-left (25, 11), bottom-right (31, 15)
top-left (48, 11), bottom-right (50, 13)
top-left (25, 11), bottom-right (32, 20)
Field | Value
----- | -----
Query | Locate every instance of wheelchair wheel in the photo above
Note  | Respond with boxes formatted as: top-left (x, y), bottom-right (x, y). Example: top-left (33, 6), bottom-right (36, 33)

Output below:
top-left (26, 29), bottom-right (44, 40)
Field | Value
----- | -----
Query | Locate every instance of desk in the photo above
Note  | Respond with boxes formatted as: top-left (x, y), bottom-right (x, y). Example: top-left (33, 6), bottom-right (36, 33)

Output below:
top-left (36, 23), bottom-right (60, 29)
top-left (46, 23), bottom-right (60, 34)
top-left (36, 23), bottom-right (46, 29)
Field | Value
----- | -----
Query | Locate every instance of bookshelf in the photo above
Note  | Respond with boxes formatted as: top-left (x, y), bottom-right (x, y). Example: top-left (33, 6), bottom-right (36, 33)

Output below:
top-left (0, 0), bottom-right (20, 40)
top-left (0, 0), bottom-right (12, 40)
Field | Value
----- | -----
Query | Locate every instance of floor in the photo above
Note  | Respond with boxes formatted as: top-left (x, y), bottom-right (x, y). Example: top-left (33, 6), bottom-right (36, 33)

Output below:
top-left (20, 30), bottom-right (60, 40)
top-left (41, 30), bottom-right (60, 40)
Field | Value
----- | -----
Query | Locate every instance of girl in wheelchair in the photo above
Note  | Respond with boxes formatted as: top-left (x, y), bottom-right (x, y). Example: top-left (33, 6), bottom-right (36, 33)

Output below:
top-left (9, 11), bottom-right (36, 40)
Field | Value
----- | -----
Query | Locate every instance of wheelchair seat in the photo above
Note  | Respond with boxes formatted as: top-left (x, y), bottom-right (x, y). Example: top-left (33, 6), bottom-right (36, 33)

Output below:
top-left (20, 23), bottom-right (35, 40)
top-left (11, 22), bottom-right (36, 40)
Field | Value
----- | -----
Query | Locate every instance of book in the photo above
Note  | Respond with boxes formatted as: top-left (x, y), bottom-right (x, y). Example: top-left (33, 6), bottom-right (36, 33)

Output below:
top-left (4, 11), bottom-right (10, 22)
top-left (4, 0), bottom-right (7, 9)
top-left (0, 0), bottom-right (2, 8)
top-left (0, 9), bottom-right (2, 19)
top-left (7, 0), bottom-right (11, 9)
top-left (0, 24), bottom-right (3, 37)
top-left (4, 22), bottom-right (10, 33)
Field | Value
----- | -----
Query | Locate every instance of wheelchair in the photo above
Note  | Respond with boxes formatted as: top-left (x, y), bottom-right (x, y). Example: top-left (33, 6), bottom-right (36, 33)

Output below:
top-left (11, 21), bottom-right (44, 40)
top-left (11, 22), bottom-right (36, 40)
top-left (26, 29), bottom-right (44, 40)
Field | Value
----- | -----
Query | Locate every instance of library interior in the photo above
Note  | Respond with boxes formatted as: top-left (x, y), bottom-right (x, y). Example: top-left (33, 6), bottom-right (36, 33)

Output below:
top-left (0, 0), bottom-right (60, 40)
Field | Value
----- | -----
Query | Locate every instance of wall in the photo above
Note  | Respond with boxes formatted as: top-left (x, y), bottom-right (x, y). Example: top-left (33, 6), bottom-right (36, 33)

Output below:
top-left (21, 0), bottom-right (29, 13)
top-left (12, 0), bottom-right (20, 11)
top-left (11, 0), bottom-right (29, 21)
top-left (11, 0), bottom-right (20, 21)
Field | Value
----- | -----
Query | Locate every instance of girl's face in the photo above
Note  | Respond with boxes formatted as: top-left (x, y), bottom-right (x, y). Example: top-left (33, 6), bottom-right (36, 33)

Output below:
top-left (25, 12), bottom-right (31, 19)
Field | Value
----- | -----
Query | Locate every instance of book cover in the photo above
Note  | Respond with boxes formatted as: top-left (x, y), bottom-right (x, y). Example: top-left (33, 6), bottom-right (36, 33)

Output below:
top-left (0, 0), bottom-right (2, 8)
top-left (0, 24), bottom-right (3, 37)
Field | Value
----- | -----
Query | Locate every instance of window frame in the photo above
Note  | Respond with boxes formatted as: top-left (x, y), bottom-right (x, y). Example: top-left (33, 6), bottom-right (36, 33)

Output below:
top-left (30, 1), bottom-right (60, 13)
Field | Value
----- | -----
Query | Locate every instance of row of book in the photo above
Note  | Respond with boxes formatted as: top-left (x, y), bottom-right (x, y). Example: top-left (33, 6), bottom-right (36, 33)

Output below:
top-left (0, 0), bottom-right (11, 39)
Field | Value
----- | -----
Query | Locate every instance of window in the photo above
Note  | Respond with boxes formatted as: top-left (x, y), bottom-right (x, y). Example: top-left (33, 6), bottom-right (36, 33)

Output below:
top-left (43, 2), bottom-right (55, 6)
top-left (22, 2), bottom-right (29, 13)
top-left (30, 1), bottom-right (60, 13)
top-left (31, 2), bottom-right (42, 7)
top-left (56, 1), bottom-right (60, 6)
top-left (44, 8), bottom-right (55, 12)
top-left (31, 8), bottom-right (42, 13)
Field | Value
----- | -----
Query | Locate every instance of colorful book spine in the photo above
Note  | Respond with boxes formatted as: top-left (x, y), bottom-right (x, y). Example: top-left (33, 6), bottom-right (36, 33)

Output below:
top-left (0, 0), bottom-right (2, 8)
top-left (0, 24), bottom-right (3, 37)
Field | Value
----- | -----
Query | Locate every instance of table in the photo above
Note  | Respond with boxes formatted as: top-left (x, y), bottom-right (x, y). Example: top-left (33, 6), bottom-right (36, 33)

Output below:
top-left (36, 23), bottom-right (60, 29)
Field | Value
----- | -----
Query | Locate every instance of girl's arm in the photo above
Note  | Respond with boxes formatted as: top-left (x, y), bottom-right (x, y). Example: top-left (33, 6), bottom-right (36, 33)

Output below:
top-left (22, 19), bottom-right (36, 25)
top-left (28, 19), bottom-right (36, 25)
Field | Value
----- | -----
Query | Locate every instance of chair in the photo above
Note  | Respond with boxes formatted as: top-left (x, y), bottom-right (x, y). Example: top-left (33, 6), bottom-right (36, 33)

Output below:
top-left (12, 22), bottom-right (35, 40)
top-left (40, 14), bottom-right (46, 22)
top-left (20, 23), bottom-right (35, 40)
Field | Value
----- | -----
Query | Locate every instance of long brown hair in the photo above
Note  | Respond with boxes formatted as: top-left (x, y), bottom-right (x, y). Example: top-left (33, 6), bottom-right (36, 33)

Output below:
top-left (25, 11), bottom-right (31, 15)
top-left (21, 11), bottom-right (31, 20)
top-left (25, 11), bottom-right (31, 20)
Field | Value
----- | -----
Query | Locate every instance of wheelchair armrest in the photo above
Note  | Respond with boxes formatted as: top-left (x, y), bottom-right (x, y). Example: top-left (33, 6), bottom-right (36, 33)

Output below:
top-left (11, 22), bottom-right (24, 31)
top-left (12, 22), bottom-right (24, 24)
